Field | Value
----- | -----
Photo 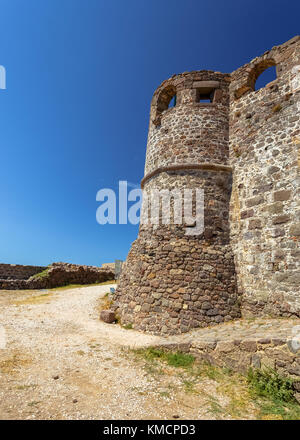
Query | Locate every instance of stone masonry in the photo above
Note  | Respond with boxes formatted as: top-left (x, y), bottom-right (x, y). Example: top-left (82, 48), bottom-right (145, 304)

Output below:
top-left (113, 36), bottom-right (300, 335)
top-left (229, 36), bottom-right (300, 318)
top-left (113, 71), bottom-right (241, 334)
top-left (0, 263), bottom-right (46, 281)
top-left (0, 262), bottom-right (114, 290)
top-left (151, 317), bottom-right (300, 380)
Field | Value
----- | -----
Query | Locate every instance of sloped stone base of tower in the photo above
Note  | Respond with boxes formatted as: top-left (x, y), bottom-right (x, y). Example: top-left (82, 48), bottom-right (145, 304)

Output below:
top-left (113, 228), bottom-right (241, 335)
top-left (113, 169), bottom-right (241, 335)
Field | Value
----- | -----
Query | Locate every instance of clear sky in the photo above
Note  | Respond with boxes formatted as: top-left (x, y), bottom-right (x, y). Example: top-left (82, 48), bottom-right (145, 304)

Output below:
top-left (0, 0), bottom-right (299, 266)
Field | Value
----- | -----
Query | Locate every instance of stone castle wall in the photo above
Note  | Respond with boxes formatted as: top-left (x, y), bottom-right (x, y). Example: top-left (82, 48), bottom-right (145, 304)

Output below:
top-left (114, 36), bottom-right (300, 335)
top-left (0, 262), bottom-right (114, 290)
top-left (229, 36), bottom-right (300, 318)
top-left (113, 71), bottom-right (241, 335)
top-left (0, 263), bottom-right (46, 280)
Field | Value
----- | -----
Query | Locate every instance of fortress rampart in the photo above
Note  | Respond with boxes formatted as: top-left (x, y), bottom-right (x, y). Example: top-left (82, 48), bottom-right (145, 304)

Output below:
top-left (114, 36), bottom-right (299, 335)
top-left (0, 262), bottom-right (114, 290)
top-left (113, 71), bottom-right (241, 334)
top-left (229, 35), bottom-right (300, 318)
top-left (0, 263), bottom-right (46, 281)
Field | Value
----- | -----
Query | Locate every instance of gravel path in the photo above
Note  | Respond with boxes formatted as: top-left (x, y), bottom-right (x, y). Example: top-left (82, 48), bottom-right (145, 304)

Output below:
top-left (0, 285), bottom-right (227, 420)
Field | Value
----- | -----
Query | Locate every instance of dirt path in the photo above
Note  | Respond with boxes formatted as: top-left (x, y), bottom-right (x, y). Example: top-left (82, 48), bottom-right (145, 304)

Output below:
top-left (0, 285), bottom-right (257, 420)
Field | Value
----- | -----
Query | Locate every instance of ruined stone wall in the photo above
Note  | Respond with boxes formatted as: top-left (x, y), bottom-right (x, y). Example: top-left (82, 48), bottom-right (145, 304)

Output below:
top-left (0, 263), bottom-right (46, 280)
top-left (113, 71), bottom-right (241, 335)
top-left (0, 262), bottom-right (114, 290)
top-left (229, 36), bottom-right (300, 318)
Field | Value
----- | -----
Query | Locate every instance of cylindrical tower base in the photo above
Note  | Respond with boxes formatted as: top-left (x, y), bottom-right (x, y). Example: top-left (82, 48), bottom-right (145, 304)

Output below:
top-left (113, 169), bottom-right (240, 335)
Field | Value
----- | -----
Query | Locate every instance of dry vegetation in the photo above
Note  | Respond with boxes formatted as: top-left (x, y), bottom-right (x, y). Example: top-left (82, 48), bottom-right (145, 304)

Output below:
top-left (132, 348), bottom-right (300, 420)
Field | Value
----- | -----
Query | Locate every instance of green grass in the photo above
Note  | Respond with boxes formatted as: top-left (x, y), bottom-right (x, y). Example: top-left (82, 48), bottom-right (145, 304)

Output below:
top-left (132, 346), bottom-right (300, 420)
top-left (158, 391), bottom-right (171, 398)
top-left (135, 347), bottom-right (195, 368)
top-left (15, 384), bottom-right (37, 390)
top-left (48, 280), bottom-right (116, 291)
top-left (182, 378), bottom-right (197, 393)
top-left (14, 292), bottom-right (54, 305)
top-left (27, 401), bottom-right (41, 407)
top-left (247, 367), bottom-right (295, 403)
top-left (247, 367), bottom-right (300, 420)
top-left (196, 363), bottom-right (233, 381)
top-left (123, 323), bottom-right (133, 330)
top-left (31, 268), bottom-right (49, 280)
top-left (257, 399), bottom-right (300, 420)
top-left (207, 398), bottom-right (226, 418)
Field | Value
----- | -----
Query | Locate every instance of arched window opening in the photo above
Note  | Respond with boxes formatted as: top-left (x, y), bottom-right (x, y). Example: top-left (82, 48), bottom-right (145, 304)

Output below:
top-left (168, 94), bottom-right (177, 108)
top-left (249, 59), bottom-right (276, 91)
top-left (153, 84), bottom-right (177, 126)
top-left (255, 65), bottom-right (277, 90)
top-left (156, 84), bottom-right (177, 113)
top-left (234, 59), bottom-right (277, 99)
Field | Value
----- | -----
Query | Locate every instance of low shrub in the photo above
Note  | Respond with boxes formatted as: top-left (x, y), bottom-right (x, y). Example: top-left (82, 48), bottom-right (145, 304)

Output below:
top-left (247, 367), bottom-right (295, 403)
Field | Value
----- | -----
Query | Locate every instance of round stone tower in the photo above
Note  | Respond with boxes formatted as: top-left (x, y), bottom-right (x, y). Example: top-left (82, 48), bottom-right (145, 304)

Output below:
top-left (113, 71), bottom-right (241, 335)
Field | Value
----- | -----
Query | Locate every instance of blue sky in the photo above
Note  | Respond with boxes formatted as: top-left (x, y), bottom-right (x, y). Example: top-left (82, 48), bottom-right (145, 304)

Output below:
top-left (0, 0), bottom-right (299, 266)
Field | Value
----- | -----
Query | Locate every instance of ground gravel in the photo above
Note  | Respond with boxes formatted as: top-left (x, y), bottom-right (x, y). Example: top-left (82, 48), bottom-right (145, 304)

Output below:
top-left (0, 285), bottom-right (226, 420)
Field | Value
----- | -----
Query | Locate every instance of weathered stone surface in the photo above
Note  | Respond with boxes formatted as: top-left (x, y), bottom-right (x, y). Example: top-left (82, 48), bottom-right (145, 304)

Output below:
top-left (0, 262), bottom-right (114, 290)
top-left (274, 190), bottom-right (291, 201)
top-left (111, 70), bottom-right (241, 335)
top-left (290, 224), bottom-right (300, 236)
top-left (100, 310), bottom-right (116, 323)
top-left (193, 80), bottom-right (220, 89)
top-left (113, 36), bottom-right (300, 335)
top-left (153, 317), bottom-right (300, 382)
top-left (240, 340), bottom-right (257, 352)
top-left (287, 339), bottom-right (300, 354)
top-left (0, 263), bottom-right (46, 281)
top-left (229, 36), bottom-right (300, 320)
top-left (251, 354), bottom-right (261, 369)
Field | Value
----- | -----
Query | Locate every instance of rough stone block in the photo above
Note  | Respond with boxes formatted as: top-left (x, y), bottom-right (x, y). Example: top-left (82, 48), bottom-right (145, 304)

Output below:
top-left (290, 223), bottom-right (300, 236)
top-left (100, 310), bottom-right (116, 323)
top-left (272, 214), bottom-right (290, 225)
top-left (246, 196), bottom-right (264, 208)
top-left (274, 190), bottom-right (291, 201)
top-left (193, 80), bottom-right (220, 89)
